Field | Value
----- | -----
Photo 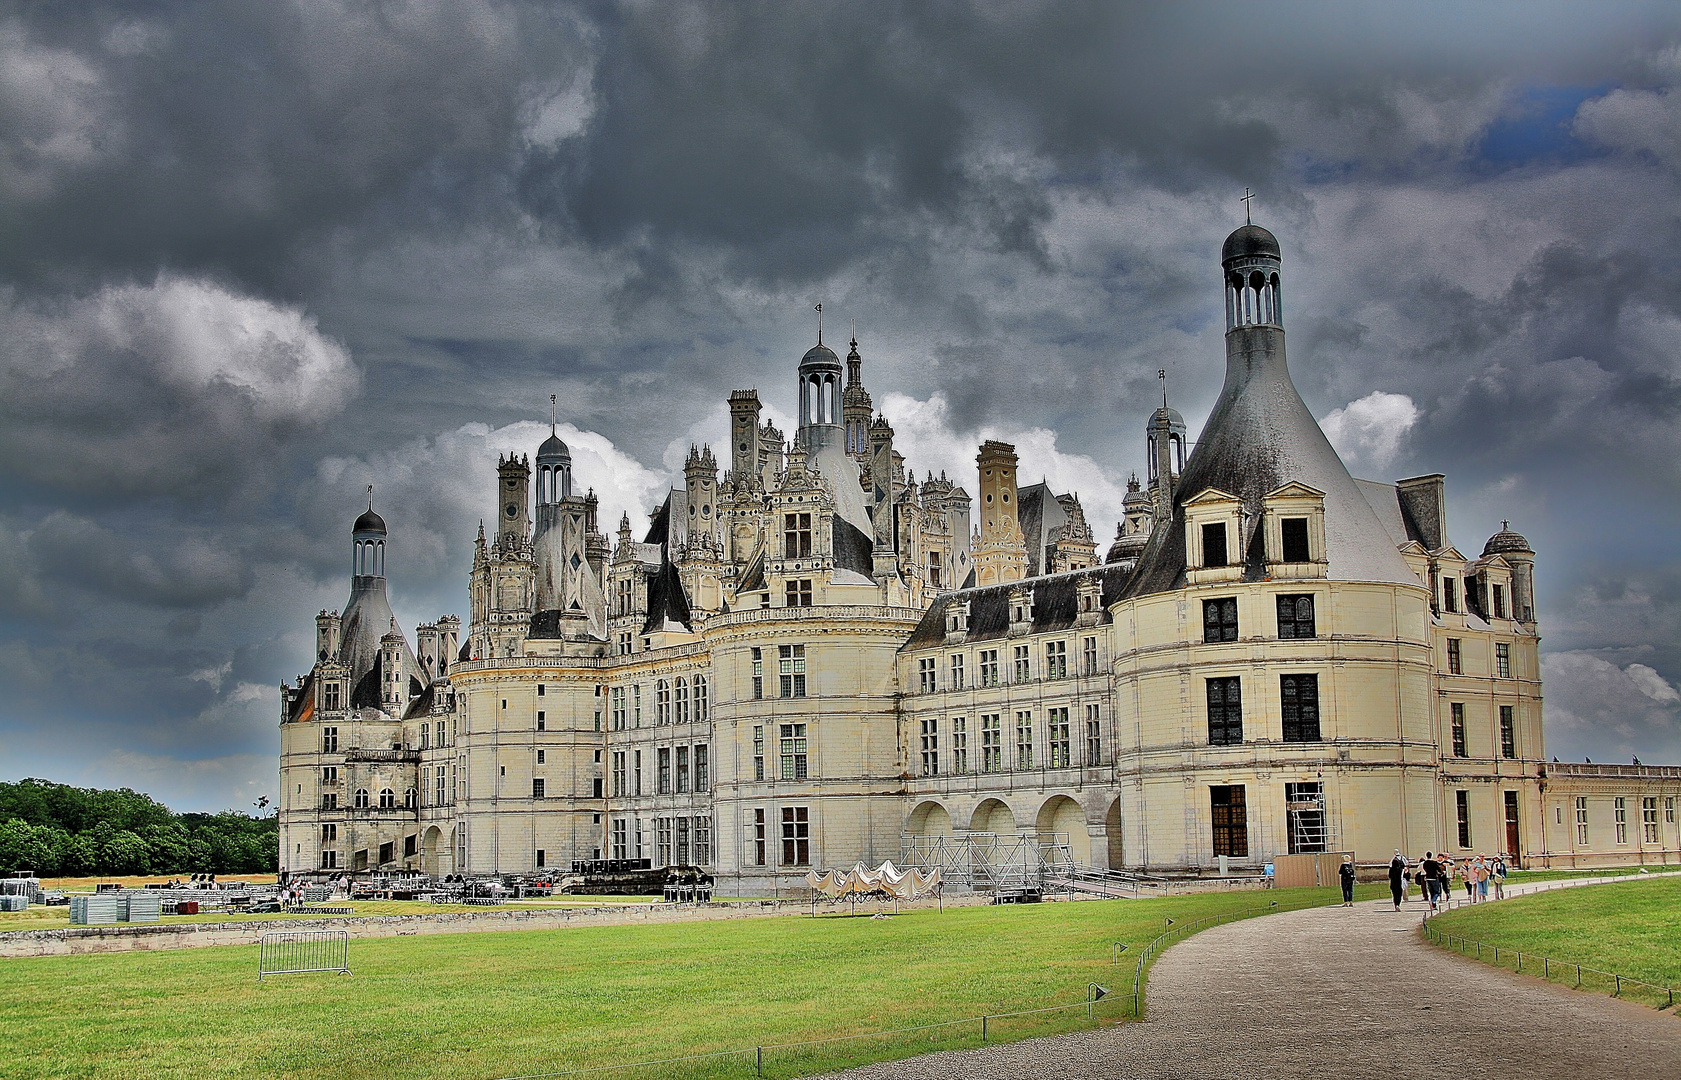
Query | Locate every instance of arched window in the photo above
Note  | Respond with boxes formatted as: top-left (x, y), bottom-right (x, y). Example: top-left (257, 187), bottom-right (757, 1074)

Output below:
top-left (674, 677), bottom-right (689, 724)
top-left (379, 788), bottom-right (396, 810)
top-left (656, 679), bottom-right (671, 724)
top-left (354, 788), bottom-right (370, 809)
top-left (404, 788), bottom-right (417, 809)
top-left (694, 675), bottom-right (708, 722)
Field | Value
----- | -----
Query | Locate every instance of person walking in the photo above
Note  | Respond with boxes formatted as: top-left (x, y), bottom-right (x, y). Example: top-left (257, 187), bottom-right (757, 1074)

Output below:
top-left (1422, 851), bottom-right (1443, 913)
top-left (1388, 850), bottom-right (1407, 911)
top-left (1492, 855), bottom-right (1508, 900)
top-left (1476, 857), bottom-right (1490, 903)
top-left (1339, 855), bottom-right (1356, 907)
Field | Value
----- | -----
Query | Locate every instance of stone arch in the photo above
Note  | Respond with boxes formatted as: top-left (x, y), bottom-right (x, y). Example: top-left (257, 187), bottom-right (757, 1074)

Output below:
top-left (906, 800), bottom-right (953, 838)
top-left (1106, 797), bottom-right (1124, 869)
top-left (1035, 794), bottom-right (1091, 865)
top-left (971, 798), bottom-right (1016, 836)
top-left (421, 825), bottom-right (444, 877)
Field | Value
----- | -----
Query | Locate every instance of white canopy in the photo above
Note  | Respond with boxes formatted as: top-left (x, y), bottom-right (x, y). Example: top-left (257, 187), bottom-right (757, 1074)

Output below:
top-left (805, 861), bottom-right (941, 900)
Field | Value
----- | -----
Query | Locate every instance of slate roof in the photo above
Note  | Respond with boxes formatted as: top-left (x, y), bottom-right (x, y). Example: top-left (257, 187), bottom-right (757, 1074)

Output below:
top-left (902, 564), bottom-right (1131, 651)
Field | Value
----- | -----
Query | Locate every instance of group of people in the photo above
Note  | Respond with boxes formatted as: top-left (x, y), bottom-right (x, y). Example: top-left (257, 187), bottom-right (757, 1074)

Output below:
top-left (1385, 851), bottom-right (1509, 912)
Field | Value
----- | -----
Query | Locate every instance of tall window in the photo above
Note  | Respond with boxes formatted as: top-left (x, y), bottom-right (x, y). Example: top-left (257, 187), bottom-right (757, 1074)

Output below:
top-left (695, 817), bottom-right (712, 865)
top-left (657, 818), bottom-right (672, 866)
top-left (321, 823), bottom-right (337, 842)
top-left (434, 767), bottom-right (446, 806)
top-left (1210, 785), bottom-right (1247, 857)
top-left (536, 710), bottom-right (546, 732)
top-left (779, 644), bottom-right (806, 697)
top-left (611, 819), bottom-right (627, 860)
top-left (676, 818), bottom-right (690, 865)
top-left (1615, 797), bottom-right (1627, 844)
top-left (753, 726), bottom-right (765, 781)
top-left (695, 745), bottom-right (709, 791)
top-left (1014, 710), bottom-right (1034, 769)
top-left (612, 751), bottom-right (627, 797)
top-left (676, 746), bottom-right (690, 793)
top-left (785, 579), bottom-right (813, 607)
top-left (673, 678), bottom-right (689, 724)
top-left (928, 550), bottom-right (942, 588)
top-left (657, 748), bottom-right (672, 794)
top-left (1206, 677), bottom-right (1243, 746)
top-left (753, 809), bottom-right (767, 866)
top-left (322, 766), bottom-right (338, 785)
top-left (1202, 522), bottom-right (1229, 567)
top-left (1456, 790), bottom-right (1471, 848)
top-left (1204, 598), bottom-right (1238, 643)
top-left (633, 685), bottom-right (642, 726)
top-left (781, 806), bottom-right (810, 865)
top-left (1443, 577), bottom-right (1458, 614)
top-left (918, 657), bottom-right (938, 693)
top-left (1276, 594), bottom-right (1316, 639)
top-left (1495, 643), bottom-right (1511, 679)
top-left (1575, 797), bottom-right (1589, 846)
top-left (1668, 797), bottom-right (1676, 825)
top-left (634, 750), bottom-right (643, 796)
top-left (531, 779), bottom-right (544, 800)
top-left (784, 512), bottom-right (812, 558)
top-left (1012, 645), bottom-right (1030, 683)
top-left (1492, 584), bottom-right (1507, 619)
top-left (951, 716), bottom-right (968, 773)
top-left (920, 717), bottom-right (939, 776)
top-left (322, 683), bottom-right (341, 712)
top-left (1082, 636), bottom-right (1098, 676)
top-left (1450, 703), bottom-right (1467, 758)
top-left (353, 788), bottom-right (369, 809)
top-left (655, 680), bottom-right (671, 724)
top-left (751, 648), bottom-right (763, 700)
top-left (949, 653), bottom-right (965, 690)
top-left (1280, 517), bottom-right (1310, 562)
top-left (611, 686), bottom-right (626, 730)
top-left (1045, 641), bottom-right (1067, 679)
top-left (1643, 797), bottom-right (1659, 843)
top-left (1047, 707), bottom-right (1070, 768)
top-left (1279, 674), bottom-right (1320, 742)
top-left (780, 723), bottom-right (808, 780)
top-left (618, 576), bottom-right (633, 616)
top-left (693, 676), bottom-right (708, 722)
top-left (979, 649), bottom-right (999, 687)
top-left (1446, 639), bottom-right (1462, 675)
top-left (1499, 705), bottom-right (1516, 759)
top-left (981, 713), bottom-right (1002, 773)
top-left (322, 726), bottom-right (339, 753)
top-left (1085, 704), bottom-right (1102, 766)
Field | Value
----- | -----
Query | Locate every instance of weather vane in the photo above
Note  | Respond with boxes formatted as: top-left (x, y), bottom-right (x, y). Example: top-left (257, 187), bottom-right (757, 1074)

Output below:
top-left (1241, 187), bottom-right (1255, 225)
top-left (815, 302), bottom-right (823, 344)
top-left (550, 392), bottom-right (558, 432)
top-left (366, 483), bottom-right (373, 509)
top-left (1158, 368), bottom-right (1167, 408)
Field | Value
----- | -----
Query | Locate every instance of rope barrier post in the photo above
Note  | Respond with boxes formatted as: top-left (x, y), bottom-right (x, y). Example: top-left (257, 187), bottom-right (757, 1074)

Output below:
top-left (981, 1015), bottom-right (988, 1043)
top-left (1577, 964), bottom-right (1582, 988)
top-left (1615, 974), bottom-right (1621, 997)
top-left (756, 1045), bottom-right (763, 1078)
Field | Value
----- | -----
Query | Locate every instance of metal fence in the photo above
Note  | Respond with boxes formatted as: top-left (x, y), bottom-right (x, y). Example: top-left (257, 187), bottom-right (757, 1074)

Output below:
top-left (258, 930), bottom-right (352, 981)
top-left (1422, 908), bottom-right (1677, 1008)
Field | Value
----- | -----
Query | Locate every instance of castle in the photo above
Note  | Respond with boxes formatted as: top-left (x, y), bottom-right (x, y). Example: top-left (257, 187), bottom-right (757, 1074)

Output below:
top-left (279, 221), bottom-right (1681, 887)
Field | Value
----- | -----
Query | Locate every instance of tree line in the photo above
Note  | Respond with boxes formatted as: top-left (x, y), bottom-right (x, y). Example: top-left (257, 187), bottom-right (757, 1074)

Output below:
top-left (0, 778), bottom-right (277, 877)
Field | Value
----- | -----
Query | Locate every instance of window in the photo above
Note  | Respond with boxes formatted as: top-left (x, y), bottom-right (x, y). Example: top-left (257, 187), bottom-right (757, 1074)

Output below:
top-left (353, 788), bottom-right (369, 809)
top-left (1277, 594), bottom-right (1315, 639)
top-left (1086, 704), bottom-right (1102, 766)
top-left (781, 806), bottom-right (810, 865)
top-left (320, 849), bottom-right (338, 869)
top-left (1499, 705), bottom-right (1516, 759)
top-left (532, 778), bottom-right (545, 799)
top-left (434, 767), bottom-right (445, 806)
top-left (695, 745), bottom-right (709, 791)
top-left (536, 711), bottom-right (545, 731)
top-left (656, 680), bottom-right (671, 724)
top-left (322, 683), bottom-right (341, 712)
top-left (611, 687), bottom-right (627, 730)
top-left (949, 653), bottom-right (965, 690)
top-left (751, 648), bottom-right (764, 700)
top-left (404, 787), bottom-right (416, 809)
top-left (1456, 790), bottom-right (1471, 848)
top-left (633, 685), bottom-right (642, 726)
top-left (1496, 643), bottom-right (1511, 679)
top-left (1281, 517), bottom-right (1310, 562)
top-left (419, 724), bottom-right (429, 750)
top-left (1045, 641), bottom-right (1067, 679)
top-left (1492, 584), bottom-right (1507, 619)
top-left (322, 726), bottom-right (338, 753)
top-left (657, 818), bottom-right (672, 867)
top-left (1047, 707), bottom-right (1070, 768)
top-left (981, 714), bottom-right (1002, 773)
top-left (612, 751), bottom-right (626, 797)
top-left (1279, 674), bottom-right (1320, 742)
top-left (1206, 677), bottom-right (1243, 746)
top-left (322, 766), bottom-right (338, 785)
top-left (753, 726), bottom-right (765, 781)
top-left (1082, 636), bottom-right (1098, 676)
top-left (779, 644), bottom-right (806, 697)
top-left (1450, 703), bottom-right (1467, 757)
top-left (1443, 577), bottom-right (1458, 614)
top-left (918, 657), bottom-right (938, 693)
top-left (377, 787), bottom-right (395, 810)
top-left (676, 746), bottom-right (690, 793)
top-left (1203, 598), bottom-right (1238, 643)
top-left (674, 678), bottom-right (689, 724)
top-left (657, 748), bottom-right (672, 794)
top-left (1668, 797), bottom-right (1676, 825)
top-left (618, 577), bottom-right (633, 616)
top-left (920, 717), bottom-right (939, 776)
top-left (1211, 786), bottom-right (1248, 857)
top-left (1615, 797), bottom-right (1627, 845)
top-left (1446, 638), bottom-right (1462, 675)
top-left (1015, 710), bottom-right (1034, 769)
top-left (321, 823), bottom-right (337, 841)
top-left (1013, 645), bottom-right (1030, 683)
top-left (676, 818), bottom-right (690, 865)
top-left (536, 749), bottom-right (545, 765)
top-left (951, 716), bottom-right (968, 773)
top-left (694, 676), bottom-right (708, 722)
top-left (979, 649), bottom-right (1000, 688)
top-left (753, 809), bottom-right (767, 866)
top-left (779, 723), bottom-right (808, 780)
top-left (612, 819), bottom-right (628, 860)
top-left (928, 550), bottom-right (942, 588)
top-left (695, 817), bottom-right (712, 865)
top-left (785, 579), bottom-right (813, 607)
top-left (1285, 782), bottom-right (1326, 854)
top-left (1202, 522), bottom-right (1229, 567)
top-left (1643, 798), bottom-right (1659, 843)
top-left (537, 684), bottom-right (545, 697)
top-left (1575, 797), bottom-right (1589, 846)
top-left (784, 512), bottom-right (812, 558)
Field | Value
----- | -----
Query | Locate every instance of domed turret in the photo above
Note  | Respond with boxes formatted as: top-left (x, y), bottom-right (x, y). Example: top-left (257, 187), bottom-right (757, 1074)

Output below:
top-left (537, 431), bottom-right (570, 463)
top-left (1221, 223), bottom-right (1281, 263)
top-left (1482, 525), bottom-right (1533, 557)
top-left (353, 508), bottom-right (386, 536)
top-left (1223, 222), bottom-right (1282, 330)
top-left (536, 428), bottom-right (572, 506)
top-left (352, 504), bottom-right (386, 577)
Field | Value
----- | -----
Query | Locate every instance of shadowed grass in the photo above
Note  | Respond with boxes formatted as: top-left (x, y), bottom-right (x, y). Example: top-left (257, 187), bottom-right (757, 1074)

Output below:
top-left (0, 886), bottom-right (1341, 1080)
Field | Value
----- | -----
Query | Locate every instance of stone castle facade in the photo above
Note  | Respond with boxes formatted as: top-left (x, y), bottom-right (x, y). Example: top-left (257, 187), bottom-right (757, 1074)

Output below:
top-left (279, 222), bottom-right (1681, 887)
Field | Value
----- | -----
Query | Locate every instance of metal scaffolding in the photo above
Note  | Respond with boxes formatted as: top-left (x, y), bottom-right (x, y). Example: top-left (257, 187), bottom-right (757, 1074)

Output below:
top-left (899, 832), bottom-right (1073, 891)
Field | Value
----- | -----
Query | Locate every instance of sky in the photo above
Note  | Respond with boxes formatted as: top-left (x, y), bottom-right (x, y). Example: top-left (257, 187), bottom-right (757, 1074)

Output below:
top-left (3, 2), bottom-right (1681, 812)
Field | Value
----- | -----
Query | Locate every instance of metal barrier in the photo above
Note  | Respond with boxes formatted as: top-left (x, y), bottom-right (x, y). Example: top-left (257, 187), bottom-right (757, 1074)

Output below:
top-left (258, 930), bottom-right (352, 981)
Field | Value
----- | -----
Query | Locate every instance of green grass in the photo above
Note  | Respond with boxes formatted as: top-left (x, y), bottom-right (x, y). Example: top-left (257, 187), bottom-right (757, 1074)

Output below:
top-left (1428, 877), bottom-right (1681, 1009)
top-left (0, 886), bottom-right (1344, 1080)
top-left (0, 897), bottom-right (667, 931)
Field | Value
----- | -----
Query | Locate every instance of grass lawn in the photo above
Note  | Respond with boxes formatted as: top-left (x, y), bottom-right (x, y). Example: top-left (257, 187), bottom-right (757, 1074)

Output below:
top-left (0, 885), bottom-right (1344, 1080)
top-left (0, 897), bottom-right (667, 932)
top-left (1427, 876), bottom-right (1681, 1009)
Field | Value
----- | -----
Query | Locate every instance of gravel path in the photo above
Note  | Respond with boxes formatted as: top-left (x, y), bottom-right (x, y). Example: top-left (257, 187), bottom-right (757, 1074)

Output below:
top-left (816, 887), bottom-right (1681, 1079)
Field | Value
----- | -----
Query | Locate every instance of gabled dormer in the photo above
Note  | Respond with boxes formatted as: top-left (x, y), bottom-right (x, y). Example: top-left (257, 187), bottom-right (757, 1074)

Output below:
top-left (1075, 575), bottom-right (1104, 627)
top-left (1183, 488), bottom-right (1244, 585)
top-left (1430, 546), bottom-right (1469, 618)
top-left (1007, 584), bottom-right (1034, 636)
top-left (1261, 481), bottom-right (1327, 581)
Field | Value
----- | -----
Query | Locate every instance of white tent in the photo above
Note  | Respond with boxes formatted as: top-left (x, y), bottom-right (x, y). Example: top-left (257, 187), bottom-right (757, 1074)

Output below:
top-left (805, 861), bottom-right (941, 900)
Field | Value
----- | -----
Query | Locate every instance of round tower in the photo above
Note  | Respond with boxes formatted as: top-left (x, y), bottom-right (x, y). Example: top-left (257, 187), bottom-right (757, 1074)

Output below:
top-left (1223, 223), bottom-right (1282, 331)
top-left (380, 619), bottom-right (406, 712)
top-left (536, 430), bottom-right (571, 507)
top-left (1482, 525), bottom-right (1537, 626)
top-left (353, 506), bottom-right (386, 578)
top-left (798, 341), bottom-right (843, 440)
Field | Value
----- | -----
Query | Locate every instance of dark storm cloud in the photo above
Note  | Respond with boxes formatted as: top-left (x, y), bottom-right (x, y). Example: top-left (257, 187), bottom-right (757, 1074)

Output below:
top-left (4, 1), bottom-right (1681, 807)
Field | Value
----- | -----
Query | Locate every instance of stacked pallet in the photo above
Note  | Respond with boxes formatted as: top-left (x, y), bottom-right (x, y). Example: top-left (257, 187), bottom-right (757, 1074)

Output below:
top-left (0, 895), bottom-right (27, 912)
top-left (122, 892), bottom-right (161, 923)
top-left (69, 894), bottom-right (122, 924)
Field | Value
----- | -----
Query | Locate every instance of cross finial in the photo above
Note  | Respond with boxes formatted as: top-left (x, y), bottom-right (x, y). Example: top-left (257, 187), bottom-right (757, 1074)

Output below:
top-left (366, 483), bottom-right (373, 510)
top-left (850, 316), bottom-right (856, 349)
top-left (1241, 187), bottom-right (1255, 225)
top-left (550, 393), bottom-right (557, 433)
top-left (1501, 519), bottom-right (1510, 531)
top-left (815, 302), bottom-right (823, 344)
top-left (1158, 368), bottom-right (1167, 408)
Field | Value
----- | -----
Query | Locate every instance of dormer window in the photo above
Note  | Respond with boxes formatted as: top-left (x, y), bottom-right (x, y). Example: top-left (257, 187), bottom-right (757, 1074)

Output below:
top-left (1260, 483), bottom-right (1327, 580)
top-left (1492, 584), bottom-right (1507, 620)
top-left (1281, 518), bottom-right (1310, 563)
top-left (1202, 523), bottom-right (1229, 568)
top-left (1184, 488), bottom-right (1244, 584)
top-left (1442, 578), bottom-right (1458, 614)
